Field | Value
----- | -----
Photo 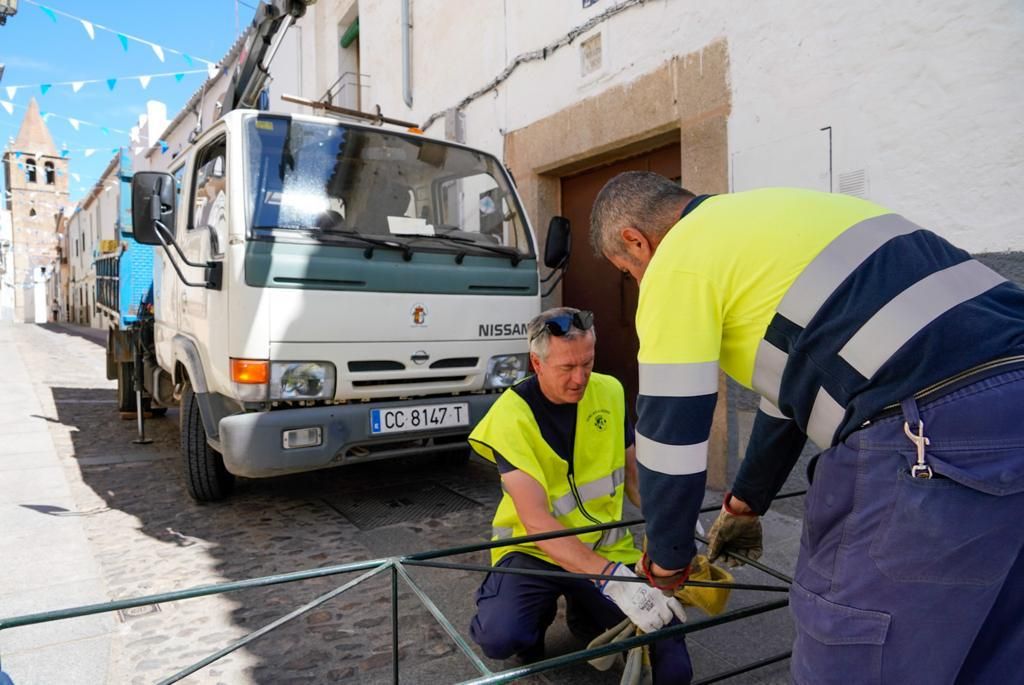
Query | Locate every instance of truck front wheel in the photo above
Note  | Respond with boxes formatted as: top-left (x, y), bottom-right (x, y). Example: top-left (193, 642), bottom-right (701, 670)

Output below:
top-left (180, 385), bottom-right (234, 502)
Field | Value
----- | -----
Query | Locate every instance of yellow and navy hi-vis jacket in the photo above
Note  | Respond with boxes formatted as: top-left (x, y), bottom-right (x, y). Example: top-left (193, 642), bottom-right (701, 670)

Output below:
top-left (469, 372), bottom-right (641, 567)
top-left (636, 188), bottom-right (1024, 569)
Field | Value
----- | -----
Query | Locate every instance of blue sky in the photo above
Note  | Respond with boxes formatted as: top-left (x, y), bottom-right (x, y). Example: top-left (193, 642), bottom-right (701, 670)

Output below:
top-left (1, 0), bottom-right (257, 204)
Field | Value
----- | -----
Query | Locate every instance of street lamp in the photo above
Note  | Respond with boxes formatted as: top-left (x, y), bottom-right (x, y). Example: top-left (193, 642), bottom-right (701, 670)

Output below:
top-left (0, 0), bottom-right (18, 26)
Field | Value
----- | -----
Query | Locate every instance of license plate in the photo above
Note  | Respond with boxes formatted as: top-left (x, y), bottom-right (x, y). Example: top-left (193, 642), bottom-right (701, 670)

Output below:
top-left (370, 402), bottom-right (470, 435)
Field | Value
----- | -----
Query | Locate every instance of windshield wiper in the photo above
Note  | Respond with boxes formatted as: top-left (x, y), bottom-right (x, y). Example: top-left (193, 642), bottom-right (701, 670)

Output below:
top-left (410, 233), bottom-right (523, 266)
top-left (325, 230), bottom-right (414, 261)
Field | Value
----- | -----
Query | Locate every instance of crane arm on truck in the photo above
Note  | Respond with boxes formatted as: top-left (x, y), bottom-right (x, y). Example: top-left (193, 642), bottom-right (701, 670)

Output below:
top-left (226, 0), bottom-right (315, 113)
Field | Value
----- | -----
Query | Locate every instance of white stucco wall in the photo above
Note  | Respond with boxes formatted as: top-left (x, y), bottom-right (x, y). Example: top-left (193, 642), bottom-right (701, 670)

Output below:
top-left (315, 0), bottom-right (1022, 253)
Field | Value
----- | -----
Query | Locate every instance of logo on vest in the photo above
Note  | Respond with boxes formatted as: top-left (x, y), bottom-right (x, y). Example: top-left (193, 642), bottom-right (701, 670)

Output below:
top-left (588, 409), bottom-right (611, 431)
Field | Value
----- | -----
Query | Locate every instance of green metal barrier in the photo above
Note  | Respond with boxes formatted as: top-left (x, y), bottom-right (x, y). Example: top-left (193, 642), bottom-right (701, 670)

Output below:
top-left (0, 491), bottom-right (805, 683)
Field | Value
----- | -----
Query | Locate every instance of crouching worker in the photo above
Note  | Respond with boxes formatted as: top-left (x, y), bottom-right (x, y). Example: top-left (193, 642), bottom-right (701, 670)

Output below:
top-left (468, 307), bottom-right (692, 683)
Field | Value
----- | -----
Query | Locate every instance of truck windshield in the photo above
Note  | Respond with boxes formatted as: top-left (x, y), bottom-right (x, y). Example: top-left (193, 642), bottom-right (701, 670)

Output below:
top-left (245, 115), bottom-right (534, 258)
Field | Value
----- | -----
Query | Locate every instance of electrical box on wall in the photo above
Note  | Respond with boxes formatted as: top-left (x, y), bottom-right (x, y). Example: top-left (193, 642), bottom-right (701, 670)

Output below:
top-left (580, 32), bottom-right (603, 78)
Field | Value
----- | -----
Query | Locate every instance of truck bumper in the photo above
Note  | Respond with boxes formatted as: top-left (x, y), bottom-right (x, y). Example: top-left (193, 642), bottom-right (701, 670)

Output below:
top-left (217, 393), bottom-right (500, 478)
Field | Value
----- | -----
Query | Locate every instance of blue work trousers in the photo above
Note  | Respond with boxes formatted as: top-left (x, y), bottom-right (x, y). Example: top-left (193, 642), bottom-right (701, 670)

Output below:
top-left (792, 368), bottom-right (1024, 684)
top-left (470, 552), bottom-right (693, 683)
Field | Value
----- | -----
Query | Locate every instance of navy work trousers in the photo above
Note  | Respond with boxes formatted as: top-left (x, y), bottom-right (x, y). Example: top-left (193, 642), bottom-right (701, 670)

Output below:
top-left (470, 552), bottom-right (693, 683)
top-left (792, 368), bottom-right (1024, 684)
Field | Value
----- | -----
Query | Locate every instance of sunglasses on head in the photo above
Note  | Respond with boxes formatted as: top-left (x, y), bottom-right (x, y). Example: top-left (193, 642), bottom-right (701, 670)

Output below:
top-left (533, 310), bottom-right (594, 340)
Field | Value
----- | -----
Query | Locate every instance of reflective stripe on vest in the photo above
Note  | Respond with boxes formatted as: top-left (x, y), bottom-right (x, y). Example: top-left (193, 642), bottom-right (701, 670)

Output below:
top-left (550, 467), bottom-right (625, 518)
top-left (492, 523), bottom-right (629, 550)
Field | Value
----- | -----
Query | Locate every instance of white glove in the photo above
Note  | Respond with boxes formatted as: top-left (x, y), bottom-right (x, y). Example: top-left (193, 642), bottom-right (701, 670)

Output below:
top-left (600, 563), bottom-right (687, 633)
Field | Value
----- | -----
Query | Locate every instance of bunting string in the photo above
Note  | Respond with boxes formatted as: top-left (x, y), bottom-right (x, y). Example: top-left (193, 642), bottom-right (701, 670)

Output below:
top-left (3, 69), bottom-right (208, 100)
top-left (22, 0), bottom-right (218, 69)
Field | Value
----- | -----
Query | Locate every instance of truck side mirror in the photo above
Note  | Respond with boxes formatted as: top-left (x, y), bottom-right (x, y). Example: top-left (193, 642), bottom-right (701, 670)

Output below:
top-left (544, 216), bottom-right (571, 269)
top-left (131, 171), bottom-right (177, 246)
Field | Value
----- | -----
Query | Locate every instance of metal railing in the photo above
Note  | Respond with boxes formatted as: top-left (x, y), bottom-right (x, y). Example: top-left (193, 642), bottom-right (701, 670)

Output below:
top-left (0, 491), bottom-right (804, 684)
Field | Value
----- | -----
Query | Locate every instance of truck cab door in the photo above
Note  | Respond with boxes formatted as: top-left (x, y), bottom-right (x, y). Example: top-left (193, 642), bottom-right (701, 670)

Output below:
top-left (178, 137), bottom-right (227, 347)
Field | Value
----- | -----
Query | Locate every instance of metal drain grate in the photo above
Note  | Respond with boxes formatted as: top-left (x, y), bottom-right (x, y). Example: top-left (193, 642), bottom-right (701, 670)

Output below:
top-left (322, 482), bottom-right (482, 530)
top-left (117, 604), bottom-right (161, 622)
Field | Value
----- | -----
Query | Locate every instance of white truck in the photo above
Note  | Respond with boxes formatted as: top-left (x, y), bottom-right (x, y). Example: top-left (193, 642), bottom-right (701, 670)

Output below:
top-left (110, 0), bottom-right (570, 501)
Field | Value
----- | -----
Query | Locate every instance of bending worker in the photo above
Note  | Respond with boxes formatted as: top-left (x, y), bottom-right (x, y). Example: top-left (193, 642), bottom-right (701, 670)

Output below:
top-left (468, 307), bottom-right (692, 682)
top-left (589, 172), bottom-right (1024, 684)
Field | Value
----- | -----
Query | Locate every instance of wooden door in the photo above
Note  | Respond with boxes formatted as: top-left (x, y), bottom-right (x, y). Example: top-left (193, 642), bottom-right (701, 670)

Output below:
top-left (560, 143), bottom-right (681, 419)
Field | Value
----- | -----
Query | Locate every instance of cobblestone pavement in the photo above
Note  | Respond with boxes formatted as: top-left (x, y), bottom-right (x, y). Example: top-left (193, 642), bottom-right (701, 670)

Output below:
top-left (2, 322), bottom-right (805, 684)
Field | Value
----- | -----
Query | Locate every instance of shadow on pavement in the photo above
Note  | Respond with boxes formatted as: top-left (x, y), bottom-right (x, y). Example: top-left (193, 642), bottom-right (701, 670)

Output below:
top-left (45, 383), bottom-right (632, 684)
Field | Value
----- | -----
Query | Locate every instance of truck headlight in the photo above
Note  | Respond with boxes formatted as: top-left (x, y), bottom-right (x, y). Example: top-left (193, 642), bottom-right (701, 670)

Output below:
top-left (270, 362), bottom-right (336, 400)
top-left (484, 354), bottom-right (528, 389)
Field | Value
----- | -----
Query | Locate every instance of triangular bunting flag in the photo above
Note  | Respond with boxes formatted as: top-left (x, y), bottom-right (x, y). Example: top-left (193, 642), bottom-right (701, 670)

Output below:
top-left (207, 63), bottom-right (218, 78)
top-left (39, 5), bottom-right (57, 22)
top-left (40, 84), bottom-right (52, 95)
top-left (14, 151), bottom-right (21, 158)
top-left (159, 140), bottom-right (169, 153)
top-left (106, 79), bottom-right (117, 92)
top-left (72, 173), bottom-right (81, 182)
top-left (117, 34), bottom-right (129, 51)
top-left (68, 118), bottom-right (80, 131)
top-left (61, 149), bottom-right (69, 158)
top-left (84, 149), bottom-right (96, 158)
top-left (41, 112), bottom-right (52, 121)
top-left (71, 81), bottom-right (85, 93)
top-left (133, 146), bottom-right (143, 155)
top-left (6, 86), bottom-right (18, 100)
top-left (100, 127), bottom-right (110, 136)
top-left (81, 19), bottom-right (95, 40)
top-left (139, 75), bottom-right (152, 89)
top-left (174, 73), bottom-right (185, 82)
top-left (183, 54), bottom-right (194, 67)
top-left (151, 44), bottom-right (165, 62)
top-left (0, 101), bottom-right (12, 115)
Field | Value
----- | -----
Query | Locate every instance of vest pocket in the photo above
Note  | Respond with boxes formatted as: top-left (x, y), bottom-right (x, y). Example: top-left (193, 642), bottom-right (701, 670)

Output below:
top-left (790, 581), bottom-right (889, 685)
top-left (869, 454), bottom-right (1023, 585)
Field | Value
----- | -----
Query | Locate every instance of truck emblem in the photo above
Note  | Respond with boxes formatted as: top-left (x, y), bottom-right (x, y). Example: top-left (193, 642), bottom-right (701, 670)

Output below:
top-left (411, 303), bottom-right (428, 326)
top-left (411, 350), bottom-right (430, 365)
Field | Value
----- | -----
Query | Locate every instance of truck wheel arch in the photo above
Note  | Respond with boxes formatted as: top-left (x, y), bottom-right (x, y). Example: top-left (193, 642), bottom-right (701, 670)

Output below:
top-left (172, 335), bottom-right (220, 440)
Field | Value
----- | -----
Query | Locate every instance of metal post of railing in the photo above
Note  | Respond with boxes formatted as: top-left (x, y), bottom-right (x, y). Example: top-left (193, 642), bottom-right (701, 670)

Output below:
top-left (393, 561), bottom-right (492, 678)
top-left (392, 563), bottom-right (400, 685)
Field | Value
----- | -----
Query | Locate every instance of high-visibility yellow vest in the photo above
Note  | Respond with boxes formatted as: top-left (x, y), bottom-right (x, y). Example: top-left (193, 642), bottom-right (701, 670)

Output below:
top-left (469, 373), bottom-right (640, 567)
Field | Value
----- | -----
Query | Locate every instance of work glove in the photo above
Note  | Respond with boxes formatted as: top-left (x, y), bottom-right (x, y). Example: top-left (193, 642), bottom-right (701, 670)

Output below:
top-left (599, 563), bottom-right (687, 633)
top-left (674, 554), bottom-right (733, 616)
top-left (586, 618), bottom-right (653, 685)
top-left (706, 492), bottom-right (763, 568)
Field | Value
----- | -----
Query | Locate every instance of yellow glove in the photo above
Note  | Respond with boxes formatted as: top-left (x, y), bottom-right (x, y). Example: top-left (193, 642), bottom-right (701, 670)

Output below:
top-left (673, 554), bottom-right (733, 616)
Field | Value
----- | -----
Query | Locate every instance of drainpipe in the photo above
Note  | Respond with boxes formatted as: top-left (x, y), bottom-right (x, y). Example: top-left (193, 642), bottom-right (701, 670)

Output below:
top-left (401, 0), bottom-right (412, 108)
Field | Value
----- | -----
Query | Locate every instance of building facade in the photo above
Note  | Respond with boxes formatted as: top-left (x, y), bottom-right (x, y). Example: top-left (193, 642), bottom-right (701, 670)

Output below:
top-left (281, 0), bottom-right (1023, 483)
top-left (1, 98), bottom-right (70, 322)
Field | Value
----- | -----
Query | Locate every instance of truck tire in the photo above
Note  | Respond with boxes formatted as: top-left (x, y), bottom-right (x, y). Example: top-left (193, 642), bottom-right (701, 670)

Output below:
top-left (180, 385), bottom-right (234, 502)
top-left (116, 362), bottom-right (137, 413)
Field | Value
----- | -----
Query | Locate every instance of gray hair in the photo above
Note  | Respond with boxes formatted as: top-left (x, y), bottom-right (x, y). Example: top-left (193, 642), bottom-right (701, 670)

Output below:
top-left (527, 306), bottom-right (596, 362)
top-left (589, 171), bottom-right (694, 258)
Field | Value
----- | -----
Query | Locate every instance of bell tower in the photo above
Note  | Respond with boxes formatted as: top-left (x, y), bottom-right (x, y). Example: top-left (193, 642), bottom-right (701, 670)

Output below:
top-left (1, 98), bottom-right (69, 322)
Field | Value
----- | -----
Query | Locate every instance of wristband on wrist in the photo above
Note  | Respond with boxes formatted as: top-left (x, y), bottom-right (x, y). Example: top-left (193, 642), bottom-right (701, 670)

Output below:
top-left (595, 560), bottom-right (618, 589)
top-left (723, 491), bottom-right (758, 517)
top-left (639, 552), bottom-right (691, 592)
